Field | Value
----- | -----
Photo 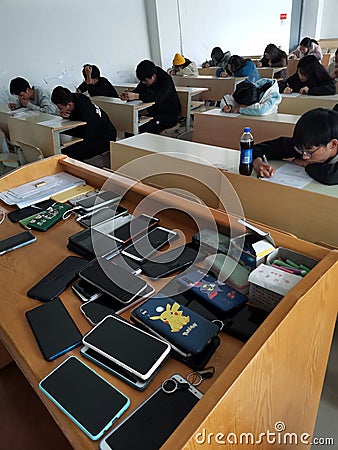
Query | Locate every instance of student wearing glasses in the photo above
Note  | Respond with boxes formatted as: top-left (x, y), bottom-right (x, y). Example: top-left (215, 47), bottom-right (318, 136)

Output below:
top-left (252, 108), bottom-right (338, 185)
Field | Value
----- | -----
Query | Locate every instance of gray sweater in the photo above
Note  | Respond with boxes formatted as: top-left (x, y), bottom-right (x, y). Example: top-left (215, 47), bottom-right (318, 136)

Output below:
top-left (15, 86), bottom-right (58, 115)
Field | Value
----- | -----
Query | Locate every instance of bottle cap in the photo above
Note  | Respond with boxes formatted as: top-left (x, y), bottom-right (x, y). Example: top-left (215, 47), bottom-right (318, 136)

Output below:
top-left (244, 127), bottom-right (251, 132)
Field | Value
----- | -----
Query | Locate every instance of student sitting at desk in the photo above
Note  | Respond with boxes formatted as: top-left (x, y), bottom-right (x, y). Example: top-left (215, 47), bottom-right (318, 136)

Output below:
top-left (226, 55), bottom-right (261, 83)
top-left (279, 55), bottom-right (336, 96)
top-left (51, 86), bottom-right (117, 162)
top-left (76, 64), bottom-right (119, 98)
top-left (8, 77), bottom-right (58, 114)
top-left (120, 59), bottom-right (181, 134)
top-left (258, 44), bottom-right (288, 80)
top-left (289, 37), bottom-right (323, 61)
top-left (327, 49), bottom-right (338, 79)
top-left (167, 53), bottom-right (199, 76)
top-left (253, 108), bottom-right (338, 185)
top-left (220, 79), bottom-right (281, 115)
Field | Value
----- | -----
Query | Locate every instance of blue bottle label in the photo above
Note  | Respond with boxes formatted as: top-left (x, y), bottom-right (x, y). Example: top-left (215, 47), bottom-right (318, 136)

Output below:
top-left (240, 149), bottom-right (253, 164)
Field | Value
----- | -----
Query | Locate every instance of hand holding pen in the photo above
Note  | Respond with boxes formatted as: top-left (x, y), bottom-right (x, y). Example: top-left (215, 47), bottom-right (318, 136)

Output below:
top-left (221, 96), bottom-right (232, 113)
top-left (255, 154), bottom-right (275, 179)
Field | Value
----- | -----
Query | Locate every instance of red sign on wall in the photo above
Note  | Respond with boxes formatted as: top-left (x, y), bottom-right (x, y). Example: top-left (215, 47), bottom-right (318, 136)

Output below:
top-left (280, 13), bottom-right (287, 20)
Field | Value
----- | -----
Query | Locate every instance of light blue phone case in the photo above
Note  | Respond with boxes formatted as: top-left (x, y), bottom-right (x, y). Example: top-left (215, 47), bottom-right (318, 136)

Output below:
top-left (39, 356), bottom-right (130, 440)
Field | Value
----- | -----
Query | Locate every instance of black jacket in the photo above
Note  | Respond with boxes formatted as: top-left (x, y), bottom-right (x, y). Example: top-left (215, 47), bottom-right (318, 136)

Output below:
top-left (134, 67), bottom-right (181, 127)
top-left (253, 136), bottom-right (338, 185)
top-left (278, 74), bottom-right (336, 95)
top-left (77, 77), bottom-right (119, 98)
top-left (68, 94), bottom-right (116, 142)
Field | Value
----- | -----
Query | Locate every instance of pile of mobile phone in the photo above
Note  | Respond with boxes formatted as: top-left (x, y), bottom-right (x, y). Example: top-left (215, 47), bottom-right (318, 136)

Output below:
top-left (81, 315), bottom-right (171, 390)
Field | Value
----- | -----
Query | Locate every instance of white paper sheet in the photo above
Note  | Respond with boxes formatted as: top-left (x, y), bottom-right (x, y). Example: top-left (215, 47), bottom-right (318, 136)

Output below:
top-left (261, 162), bottom-right (313, 189)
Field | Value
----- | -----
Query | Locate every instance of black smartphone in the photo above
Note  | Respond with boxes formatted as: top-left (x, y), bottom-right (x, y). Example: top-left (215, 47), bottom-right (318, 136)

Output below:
top-left (82, 315), bottom-right (171, 381)
top-left (222, 304), bottom-right (270, 342)
top-left (71, 279), bottom-right (103, 302)
top-left (77, 205), bottom-right (128, 228)
top-left (80, 284), bottom-right (154, 324)
top-left (67, 228), bottom-right (122, 260)
top-left (121, 226), bottom-right (177, 262)
top-left (76, 191), bottom-right (122, 212)
top-left (78, 258), bottom-right (148, 304)
top-left (141, 243), bottom-right (205, 279)
top-left (0, 230), bottom-right (36, 256)
top-left (25, 298), bottom-right (82, 361)
top-left (27, 256), bottom-right (88, 302)
top-left (100, 374), bottom-right (203, 450)
top-left (39, 356), bottom-right (130, 441)
top-left (7, 199), bottom-right (55, 223)
top-left (109, 214), bottom-right (159, 244)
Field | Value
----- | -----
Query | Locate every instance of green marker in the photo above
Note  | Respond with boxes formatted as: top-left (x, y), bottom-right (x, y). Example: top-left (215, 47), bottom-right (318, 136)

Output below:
top-left (286, 259), bottom-right (300, 269)
top-left (299, 264), bottom-right (311, 272)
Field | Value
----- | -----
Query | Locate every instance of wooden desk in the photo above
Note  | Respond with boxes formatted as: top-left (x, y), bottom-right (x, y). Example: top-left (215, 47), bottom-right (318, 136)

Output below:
top-left (110, 133), bottom-right (338, 247)
top-left (113, 84), bottom-right (208, 131)
top-left (197, 67), bottom-right (218, 76)
top-left (7, 111), bottom-right (85, 157)
top-left (193, 109), bottom-right (298, 149)
top-left (0, 105), bottom-right (13, 139)
top-left (91, 96), bottom-right (154, 135)
top-left (287, 59), bottom-right (299, 77)
top-left (318, 38), bottom-right (338, 52)
top-left (279, 93), bottom-right (338, 114)
top-left (172, 75), bottom-right (245, 101)
top-left (0, 155), bottom-right (337, 449)
top-left (256, 67), bottom-right (287, 78)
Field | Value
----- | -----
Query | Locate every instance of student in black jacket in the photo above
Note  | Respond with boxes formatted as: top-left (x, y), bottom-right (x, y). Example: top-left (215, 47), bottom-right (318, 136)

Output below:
top-left (252, 108), bottom-right (338, 185)
top-left (120, 60), bottom-right (181, 134)
top-left (76, 64), bottom-right (119, 98)
top-left (279, 55), bottom-right (336, 96)
top-left (51, 86), bottom-right (117, 161)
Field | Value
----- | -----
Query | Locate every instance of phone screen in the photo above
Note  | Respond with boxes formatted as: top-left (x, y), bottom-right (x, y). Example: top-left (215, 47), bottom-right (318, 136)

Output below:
top-left (110, 214), bottom-right (158, 243)
top-left (0, 231), bottom-right (36, 255)
top-left (82, 315), bottom-right (170, 379)
top-left (79, 205), bottom-right (127, 228)
top-left (76, 191), bottom-right (121, 211)
top-left (122, 227), bottom-right (176, 261)
top-left (101, 375), bottom-right (202, 450)
top-left (39, 356), bottom-right (129, 440)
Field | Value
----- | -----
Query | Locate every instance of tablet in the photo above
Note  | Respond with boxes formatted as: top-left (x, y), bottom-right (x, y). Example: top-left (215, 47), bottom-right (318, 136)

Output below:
top-left (39, 356), bottom-right (130, 440)
top-left (25, 298), bottom-right (82, 361)
top-left (99, 374), bottom-right (202, 450)
top-left (82, 315), bottom-right (171, 380)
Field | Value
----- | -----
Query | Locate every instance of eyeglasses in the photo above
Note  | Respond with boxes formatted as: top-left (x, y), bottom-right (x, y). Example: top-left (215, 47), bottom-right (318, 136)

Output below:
top-left (294, 144), bottom-right (325, 158)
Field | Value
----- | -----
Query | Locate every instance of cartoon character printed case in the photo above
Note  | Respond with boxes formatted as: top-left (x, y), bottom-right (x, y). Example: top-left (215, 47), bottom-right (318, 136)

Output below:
top-left (130, 295), bottom-right (219, 355)
top-left (176, 269), bottom-right (248, 314)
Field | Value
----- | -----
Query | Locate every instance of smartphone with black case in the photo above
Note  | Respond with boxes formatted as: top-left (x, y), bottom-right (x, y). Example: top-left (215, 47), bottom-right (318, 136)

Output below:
top-left (141, 243), bottom-right (205, 279)
top-left (76, 190), bottom-right (122, 212)
top-left (27, 256), bottom-right (88, 302)
top-left (67, 228), bottom-right (122, 260)
top-left (99, 374), bottom-right (202, 450)
top-left (121, 226), bottom-right (177, 262)
top-left (80, 345), bottom-right (157, 391)
top-left (78, 258), bottom-right (148, 305)
top-left (0, 230), bottom-right (36, 256)
top-left (71, 279), bottom-right (103, 302)
top-left (80, 284), bottom-right (154, 325)
top-left (25, 298), bottom-right (82, 360)
top-left (82, 315), bottom-right (171, 381)
top-left (77, 205), bottom-right (128, 228)
top-left (109, 214), bottom-right (159, 244)
top-left (39, 356), bottom-right (130, 441)
top-left (130, 295), bottom-right (219, 356)
top-left (7, 199), bottom-right (55, 222)
top-left (222, 304), bottom-right (270, 342)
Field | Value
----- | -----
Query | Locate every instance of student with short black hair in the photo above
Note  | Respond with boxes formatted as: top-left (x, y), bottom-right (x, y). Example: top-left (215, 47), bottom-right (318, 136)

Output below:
top-left (120, 59), bottom-right (181, 134)
top-left (279, 55), bottom-right (336, 95)
top-left (51, 86), bottom-right (117, 161)
top-left (8, 77), bottom-right (58, 114)
top-left (76, 64), bottom-right (119, 98)
top-left (253, 108), bottom-right (338, 185)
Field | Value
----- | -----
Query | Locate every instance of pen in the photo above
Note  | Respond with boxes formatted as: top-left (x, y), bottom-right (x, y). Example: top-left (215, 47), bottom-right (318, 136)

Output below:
top-left (222, 96), bottom-right (229, 107)
top-left (262, 155), bottom-right (268, 164)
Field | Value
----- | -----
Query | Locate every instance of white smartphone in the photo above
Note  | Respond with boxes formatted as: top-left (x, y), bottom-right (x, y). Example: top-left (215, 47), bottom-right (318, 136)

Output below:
top-left (82, 315), bottom-right (171, 381)
top-left (121, 226), bottom-right (177, 262)
top-left (99, 374), bottom-right (203, 450)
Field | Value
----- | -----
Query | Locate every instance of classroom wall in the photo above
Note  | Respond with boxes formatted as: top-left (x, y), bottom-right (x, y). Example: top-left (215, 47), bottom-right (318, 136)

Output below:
top-left (0, 0), bottom-right (150, 102)
top-left (320, 0), bottom-right (338, 39)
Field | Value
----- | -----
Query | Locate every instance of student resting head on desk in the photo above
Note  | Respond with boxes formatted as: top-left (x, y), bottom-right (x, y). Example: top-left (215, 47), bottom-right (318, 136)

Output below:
top-left (167, 53), bottom-right (199, 77)
top-left (278, 55), bottom-right (336, 96)
top-left (226, 55), bottom-right (261, 83)
top-left (258, 44), bottom-right (288, 80)
top-left (76, 64), bottom-right (119, 98)
top-left (120, 59), bottom-right (181, 134)
top-left (253, 108), bottom-right (338, 185)
top-left (51, 86), bottom-right (117, 162)
top-left (8, 77), bottom-right (58, 115)
top-left (220, 79), bottom-right (281, 115)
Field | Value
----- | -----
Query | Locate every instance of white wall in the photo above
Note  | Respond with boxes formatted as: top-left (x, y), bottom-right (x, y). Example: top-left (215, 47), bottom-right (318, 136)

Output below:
top-left (155, 0), bottom-right (292, 70)
top-left (0, 0), bottom-right (150, 102)
top-left (320, 0), bottom-right (338, 38)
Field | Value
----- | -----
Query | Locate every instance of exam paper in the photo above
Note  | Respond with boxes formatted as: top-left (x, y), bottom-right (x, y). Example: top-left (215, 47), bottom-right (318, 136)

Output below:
top-left (262, 162), bottom-right (312, 189)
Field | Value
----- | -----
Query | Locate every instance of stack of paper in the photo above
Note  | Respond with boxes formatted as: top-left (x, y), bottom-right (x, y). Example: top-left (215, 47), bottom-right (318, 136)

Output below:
top-left (0, 172), bottom-right (85, 208)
